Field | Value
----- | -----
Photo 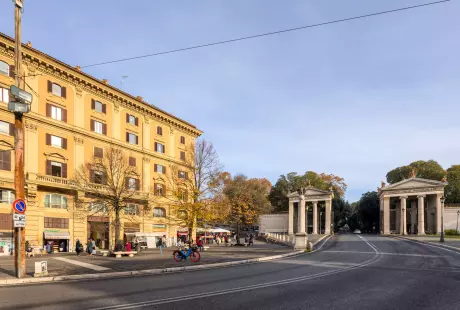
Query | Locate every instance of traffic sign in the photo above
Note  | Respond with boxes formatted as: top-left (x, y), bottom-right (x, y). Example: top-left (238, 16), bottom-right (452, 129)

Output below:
top-left (12, 199), bottom-right (26, 214)
top-left (14, 221), bottom-right (25, 228)
top-left (10, 85), bottom-right (32, 103)
top-left (13, 214), bottom-right (25, 221)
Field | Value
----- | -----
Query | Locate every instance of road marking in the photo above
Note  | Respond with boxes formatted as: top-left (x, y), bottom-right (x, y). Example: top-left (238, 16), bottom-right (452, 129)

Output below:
top-left (394, 237), bottom-right (460, 255)
top-left (53, 257), bottom-right (110, 271)
top-left (323, 250), bottom-right (447, 258)
top-left (357, 235), bottom-right (380, 253)
top-left (89, 237), bottom-right (383, 310)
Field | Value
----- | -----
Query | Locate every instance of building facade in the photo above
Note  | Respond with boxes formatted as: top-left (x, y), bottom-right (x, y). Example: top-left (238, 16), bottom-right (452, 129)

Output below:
top-left (0, 33), bottom-right (202, 253)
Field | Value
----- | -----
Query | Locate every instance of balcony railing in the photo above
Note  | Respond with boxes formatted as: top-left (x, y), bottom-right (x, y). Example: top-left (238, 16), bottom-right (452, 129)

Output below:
top-left (36, 174), bottom-right (69, 185)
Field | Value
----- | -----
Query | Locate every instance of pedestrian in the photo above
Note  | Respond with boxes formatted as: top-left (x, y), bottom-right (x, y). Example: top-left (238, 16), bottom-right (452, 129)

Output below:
top-left (224, 234), bottom-right (229, 246)
top-left (76, 239), bottom-right (82, 256)
top-left (249, 234), bottom-right (254, 246)
top-left (125, 241), bottom-right (132, 252)
top-left (216, 236), bottom-right (221, 246)
top-left (244, 236), bottom-right (248, 246)
top-left (46, 242), bottom-right (52, 254)
top-left (87, 238), bottom-right (93, 256)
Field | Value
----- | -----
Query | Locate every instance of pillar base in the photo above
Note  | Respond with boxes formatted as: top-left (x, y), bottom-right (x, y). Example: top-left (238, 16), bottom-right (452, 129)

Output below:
top-left (417, 232), bottom-right (426, 236)
top-left (294, 233), bottom-right (308, 250)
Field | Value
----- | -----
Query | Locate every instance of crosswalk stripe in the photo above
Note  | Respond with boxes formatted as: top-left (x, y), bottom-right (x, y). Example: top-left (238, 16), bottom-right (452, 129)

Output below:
top-left (54, 257), bottom-right (111, 271)
top-left (323, 250), bottom-right (445, 257)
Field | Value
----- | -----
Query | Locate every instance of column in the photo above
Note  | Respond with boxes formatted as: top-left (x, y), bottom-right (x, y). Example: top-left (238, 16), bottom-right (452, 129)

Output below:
top-left (325, 200), bottom-right (331, 234)
top-left (383, 197), bottom-right (390, 234)
top-left (410, 200), bottom-right (417, 234)
top-left (418, 195), bottom-right (426, 235)
top-left (436, 194), bottom-right (442, 234)
top-left (298, 196), bottom-right (306, 234)
top-left (288, 200), bottom-right (294, 237)
top-left (312, 201), bottom-right (318, 234)
top-left (400, 196), bottom-right (407, 235)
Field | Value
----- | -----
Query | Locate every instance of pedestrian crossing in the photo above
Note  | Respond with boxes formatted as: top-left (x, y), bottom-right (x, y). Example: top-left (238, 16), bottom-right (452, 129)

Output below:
top-left (53, 257), bottom-right (111, 271)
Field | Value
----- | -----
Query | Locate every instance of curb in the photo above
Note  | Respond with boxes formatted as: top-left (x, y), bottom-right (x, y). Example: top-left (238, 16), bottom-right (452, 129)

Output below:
top-left (390, 235), bottom-right (460, 254)
top-left (0, 241), bottom-right (327, 286)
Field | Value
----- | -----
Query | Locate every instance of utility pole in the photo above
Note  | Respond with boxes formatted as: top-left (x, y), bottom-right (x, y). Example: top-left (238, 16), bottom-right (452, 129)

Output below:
top-left (13, 0), bottom-right (26, 278)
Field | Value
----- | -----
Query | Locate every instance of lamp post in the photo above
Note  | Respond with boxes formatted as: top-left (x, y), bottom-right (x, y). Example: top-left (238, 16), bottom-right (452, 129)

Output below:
top-left (440, 197), bottom-right (445, 243)
top-left (456, 210), bottom-right (459, 235)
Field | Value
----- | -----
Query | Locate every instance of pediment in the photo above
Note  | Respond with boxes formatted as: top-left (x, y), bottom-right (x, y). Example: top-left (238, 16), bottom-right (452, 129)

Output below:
top-left (382, 177), bottom-right (446, 191)
top-left (288, 186), bottom-right (332, 199)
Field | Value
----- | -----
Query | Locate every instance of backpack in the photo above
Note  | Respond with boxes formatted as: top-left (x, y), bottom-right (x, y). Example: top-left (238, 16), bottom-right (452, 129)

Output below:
top-left (156, 239), bottom-right (162, 247)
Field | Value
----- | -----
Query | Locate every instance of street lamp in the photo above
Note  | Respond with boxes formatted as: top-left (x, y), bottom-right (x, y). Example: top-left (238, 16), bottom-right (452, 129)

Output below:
top-left (456, 210), bottom-right (459, 235)
top-left (440, 197), bottom-right (445, 243)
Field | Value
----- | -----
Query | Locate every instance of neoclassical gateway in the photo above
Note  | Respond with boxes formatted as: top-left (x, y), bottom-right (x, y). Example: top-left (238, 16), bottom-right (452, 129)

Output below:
top-left (287, 187), bottom-right (334, 249)
top-left (378, 177), bottom-right (447, 235)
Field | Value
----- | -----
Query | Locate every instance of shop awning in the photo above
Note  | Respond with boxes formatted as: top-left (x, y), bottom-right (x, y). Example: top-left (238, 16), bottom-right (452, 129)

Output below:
top-left (44, 231), bottom-right (70, 240)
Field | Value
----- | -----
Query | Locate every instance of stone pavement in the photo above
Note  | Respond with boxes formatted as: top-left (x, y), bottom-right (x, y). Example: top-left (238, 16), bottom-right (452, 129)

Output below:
top-left (398, 235), bottom-right (460, 250)
top-left (0, 241), bottom-right (291, 280)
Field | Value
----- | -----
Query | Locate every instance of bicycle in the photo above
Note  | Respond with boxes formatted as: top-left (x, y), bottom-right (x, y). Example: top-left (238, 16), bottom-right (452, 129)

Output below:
top-left (173, 245), bottom-right (201, 262)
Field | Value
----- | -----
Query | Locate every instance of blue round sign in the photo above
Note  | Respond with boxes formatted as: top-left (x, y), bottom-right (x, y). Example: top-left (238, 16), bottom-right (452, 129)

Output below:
top-left (12, 199), bottom-right (26, 214)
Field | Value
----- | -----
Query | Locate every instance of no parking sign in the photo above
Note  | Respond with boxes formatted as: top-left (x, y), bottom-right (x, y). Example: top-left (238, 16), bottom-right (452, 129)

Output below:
top-left (12, 199), bottom-right (26, 214)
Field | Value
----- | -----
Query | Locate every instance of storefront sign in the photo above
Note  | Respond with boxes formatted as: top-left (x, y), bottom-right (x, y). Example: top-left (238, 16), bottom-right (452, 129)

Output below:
top-left (152, 224), bottom-right (166, 228)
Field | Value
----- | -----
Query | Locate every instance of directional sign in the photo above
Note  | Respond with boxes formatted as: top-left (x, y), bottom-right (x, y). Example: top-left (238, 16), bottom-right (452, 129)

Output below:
top-left (12, 199), bottom-right (26, 214)
top-left (10, 85), bottom-right (32, 103)
top-left (8, 101), bottom-right (29, 113)
top-left (13, 214), bottom-right (26, 221)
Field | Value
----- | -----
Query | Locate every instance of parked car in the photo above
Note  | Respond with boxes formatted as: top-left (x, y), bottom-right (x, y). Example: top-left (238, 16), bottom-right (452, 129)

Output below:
top-left (353, 229), bottom-right (361, 234)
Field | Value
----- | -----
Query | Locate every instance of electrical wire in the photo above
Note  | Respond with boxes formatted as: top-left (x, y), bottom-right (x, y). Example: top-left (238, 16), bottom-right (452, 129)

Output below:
top-left (81, 0), bottom-right (451, 68)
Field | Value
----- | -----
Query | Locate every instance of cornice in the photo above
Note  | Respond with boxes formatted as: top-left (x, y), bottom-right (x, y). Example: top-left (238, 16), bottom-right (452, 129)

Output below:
top-left (0, 34), bottom-right (203, 138)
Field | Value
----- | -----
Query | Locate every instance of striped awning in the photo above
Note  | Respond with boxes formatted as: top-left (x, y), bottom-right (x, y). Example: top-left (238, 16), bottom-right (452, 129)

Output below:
top-left (44, 231), bottom-right (70, 240)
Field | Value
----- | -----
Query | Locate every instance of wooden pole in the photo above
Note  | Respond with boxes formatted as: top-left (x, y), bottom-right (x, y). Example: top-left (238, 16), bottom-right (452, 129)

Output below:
top-left (13, 0), bottom-right (26, 278)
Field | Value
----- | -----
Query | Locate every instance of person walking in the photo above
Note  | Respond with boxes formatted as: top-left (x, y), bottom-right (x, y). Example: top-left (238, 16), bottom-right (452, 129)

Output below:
top-left (76, 239), bottom-right (82, 256)
top-left (87, 238), bottom-right (93, 256)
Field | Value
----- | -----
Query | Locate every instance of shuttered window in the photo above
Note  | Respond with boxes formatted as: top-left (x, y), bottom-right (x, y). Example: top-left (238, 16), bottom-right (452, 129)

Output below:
top-left (46, 104), bottom-right (67, 122)
top-left (94, 147), bottom-right (103, 159)
top-left (91, 99), bottom-right (106, 114)
top-left (125, 177), bottom-right (140, 190)
top-left (0, 151), bottom-right (11, 171)
top-left (45, 160), bottom-right (67, 178)
top-left (129, 157), bottom-right (136, 166)
top-left (180, 151), bottom-right (186, 161)
top-left (154, 164), bottom-right (166, 174)
top-left (47, 81), bottom-right (66, 98)
top-left (154, 142), bottom-right (165, 154)
top-left (124, 204), bottom-right (140, 216)
top-left (0, 121), bottom-right (14, 136)
top-left (0, 214), bottom-right (12, 230)
top-left (154, 183), bottom-right (165, 196)
top-left (157, 126), bottom-right (163, 136)
top-left (44, 217), bottom-right (69, 229)
top-left (46, 134), bottom-right (67, 149)
top-left (0, 87), bottom-right (9, 103)
top-left (126, 113), bottom-right (138, 126)
top-left (153, 207), bottom-right (166, 217)
top-left (126, 132), bottom-right (138, 145)
top-left (180, 136), bottom-right (185, 144)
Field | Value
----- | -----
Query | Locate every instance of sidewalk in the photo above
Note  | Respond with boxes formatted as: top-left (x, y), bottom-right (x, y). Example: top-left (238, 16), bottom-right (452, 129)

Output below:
top-left (0, 241), bottom-right (292, 280)
top-left (396, 235), bottom-right (460, 252)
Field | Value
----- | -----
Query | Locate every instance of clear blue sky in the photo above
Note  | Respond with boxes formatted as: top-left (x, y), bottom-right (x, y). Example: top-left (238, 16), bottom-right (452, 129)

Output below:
top-left (1, 1), bottom-right (458, 202)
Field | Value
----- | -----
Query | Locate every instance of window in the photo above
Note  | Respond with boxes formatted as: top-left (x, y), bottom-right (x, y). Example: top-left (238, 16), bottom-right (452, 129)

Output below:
top-left (126, 114), bottom-right (138, 126)
top-left (157, 126), bottom-right (163, 136)
top-left (178, 171), bottom-right (187, 179)
top-left (52, 106), bottom-right (61, 120)
top-left (44, 194), bottom-right (68, 209)
top-left (129, 157), bottom-right (136, 166)
top-left (88, 202), bottom-right (108, 213)
top-left (90, 120), bottom-right (107, 135)
top-left (124, 204), bottom-right (139, 216)
top-left (125, 177), bottom-right (139, 190)
top-left (179, 189), bottom-right (188, 201)
top-left (51, 135), bottom-right (62, 148)
top-left (155, 142), bottom-right (165, 154)
top-left (44, 217), bottom-right (69, 229)
top-left (0, 121), bottom-right (13, 136)
top-left (180, 136), bottom-right (185, 144)
top-left (94, 147), bottom-right (103, 159)
top-left (0, 61), bottom-right (9, 76)
top-left (154, 164), bottom-right (166, 174)
top-left (0, 190), bottom-right (14, 204)
top-left (94, 171), bottom-right (105, 185)
top-left (154, 183), bottom-right (165, 196)
top-left (91, 99), bottom-right (106, 114)
top-left (180, 151), bottom-right (186, 161)
top-left (46, 134), bottom-right (67, 149)
top-left (153, 207), bottom-right (166, 218)
top-left (51, 161), bottom-right (62, 177)
top-left (0, 150), bottom-right (11, 171)
top-left (0, 87), bottom-right (9, 103)
top-left (126, 132), bottom-right (138, 145)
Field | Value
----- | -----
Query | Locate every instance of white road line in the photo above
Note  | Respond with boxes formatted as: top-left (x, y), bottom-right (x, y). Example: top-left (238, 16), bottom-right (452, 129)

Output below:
top-left (395, 237), bottom-right (460, 255)
top-left (323, 250), bottom-right (447, 258)
top-left (54, 257), bottom-right (110, 271)
top-left (89, 236), bottom-right (383, 310)
top-left (357, 235), bottom-right (380, 253)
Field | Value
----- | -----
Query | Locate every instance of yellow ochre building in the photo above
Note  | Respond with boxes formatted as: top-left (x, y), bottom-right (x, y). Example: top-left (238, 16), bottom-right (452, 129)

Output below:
top-left (0, 32), bottom-right (202, 253)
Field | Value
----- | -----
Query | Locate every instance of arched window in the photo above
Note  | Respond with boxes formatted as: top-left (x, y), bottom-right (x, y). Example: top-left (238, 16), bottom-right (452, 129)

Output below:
top-left (153, 207), bottom-right (166, 218)
top-left (51, 83), bottom-right (62, 97)
top-left (157, 126), bottom-right (163, 136)
top-left (0, 61), bottom-right (9, 76)
top-left (44, 194), bottom-right (68, 209)
top-left (180, 136), bottom-right (185, 144)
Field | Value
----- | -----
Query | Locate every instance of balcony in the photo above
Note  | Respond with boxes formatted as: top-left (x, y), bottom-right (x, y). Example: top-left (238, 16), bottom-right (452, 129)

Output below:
top-left (34, 174), bottom-right (70, 190)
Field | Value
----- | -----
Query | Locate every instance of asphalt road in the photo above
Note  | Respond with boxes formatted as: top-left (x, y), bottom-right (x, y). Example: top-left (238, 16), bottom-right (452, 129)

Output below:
top-left (0, 234), bottom-right (459, 310)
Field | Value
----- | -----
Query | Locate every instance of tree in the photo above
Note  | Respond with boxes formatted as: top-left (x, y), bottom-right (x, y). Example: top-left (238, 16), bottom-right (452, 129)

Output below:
top-left (154, 139), bottom-right (223, 242)
top-left (446, 165), bottom-right (460, 203)
top-left (223, 174), bottom-right (271, 244)
top-left (386, 160), bottom-right (445, 184)
top-left (269, 171), bottom-right (347, 212)
top-left (354, 192), bottom-right (380, 233)
top-left (332, 196), bottom-right (353, 231)
top-left (72, 146), bottom-right (142, 248)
